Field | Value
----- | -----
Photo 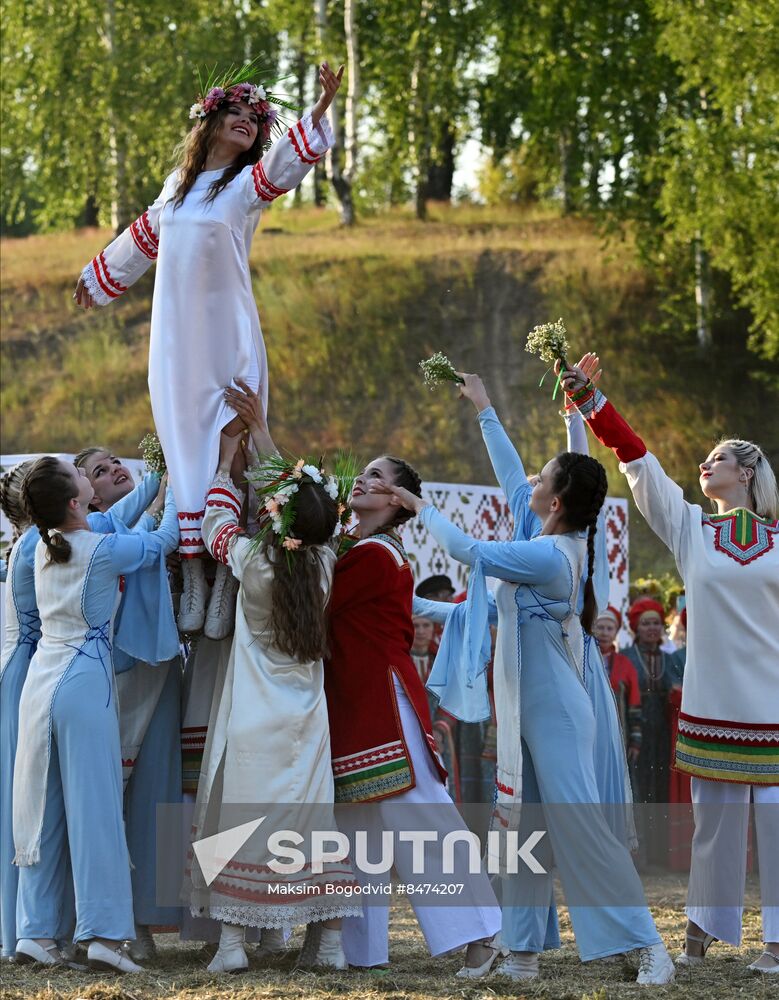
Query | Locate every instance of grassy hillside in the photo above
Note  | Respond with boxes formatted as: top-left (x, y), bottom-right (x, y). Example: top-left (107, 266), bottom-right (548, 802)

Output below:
top-left (2, 204), bottom-right (777, 578)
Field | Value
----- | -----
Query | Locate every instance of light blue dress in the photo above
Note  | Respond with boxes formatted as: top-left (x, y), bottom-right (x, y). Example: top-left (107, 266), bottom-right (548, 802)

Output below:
top-left (416, 409), bottom-right (660, 960)
top-left (0, 477), bottom-right (161, 956)
top-left (14, 492), bottom-right (178, 944)
top-left (113, 510), bottom-right (182, 929)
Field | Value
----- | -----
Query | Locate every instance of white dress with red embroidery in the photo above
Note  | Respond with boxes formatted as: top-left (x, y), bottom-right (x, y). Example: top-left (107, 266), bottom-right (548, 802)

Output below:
top-left (567, 386), bottom-right (779, 785)
top-left (80, 113), bottom-right (333, 556)
top-left (185, 475), bottom-right (358, 927)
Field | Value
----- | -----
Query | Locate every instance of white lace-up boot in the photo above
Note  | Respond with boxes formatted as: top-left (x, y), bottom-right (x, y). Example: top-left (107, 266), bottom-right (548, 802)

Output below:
top-left (256, 926), bottom-right (287, 958)
top-left (178, 557), bottom-right (208, 633)
top-left (204, 562), bottom-right (239, 640)
top-left (207, 923), bottom-right (248, 974)
top-left (636, 942), bottom-right (675, 985)
top-left (312, 926), bottom-right (347, 970)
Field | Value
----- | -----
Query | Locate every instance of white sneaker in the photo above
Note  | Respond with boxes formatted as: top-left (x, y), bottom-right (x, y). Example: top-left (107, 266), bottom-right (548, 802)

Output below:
top-left (178, 558), bottom-right (208, 634)
top-left (747, 951), bottom-right (779, 974)
top-left (256, 927), bottom-right (287, 958)
top-left (15, 939), bottom-right (63, 966)
top-left (127, 925), bottom-right (156, 962)
top-left (313, 927), bottom-right (347, 970)
top-left (204, 562), bottom-right (239, 640)
top-left (636, 942), bottom-right (675, 985)
top-left (494, 951), bottom-right (539, 981)
top-left (87, 940), bottom-right (145, 974)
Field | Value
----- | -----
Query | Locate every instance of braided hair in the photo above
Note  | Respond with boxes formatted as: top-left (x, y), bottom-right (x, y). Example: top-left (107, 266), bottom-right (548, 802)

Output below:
top-left (550, 452), bottom-right (608, 634)
top-left (380, 456), bottom-right (423, 528)
top-left (20, 456), bottom-right (79, 565)
top-left (0, 460), bottom-right (34, 549)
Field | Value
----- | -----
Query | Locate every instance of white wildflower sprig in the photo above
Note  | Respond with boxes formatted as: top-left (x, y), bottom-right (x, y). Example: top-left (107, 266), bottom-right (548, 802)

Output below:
top-left (139, 431), bottom-right (166, 476)
top-left (419, 352), bottom-right (465, 390)
top-left (525, 318), bottom-right (571, 399)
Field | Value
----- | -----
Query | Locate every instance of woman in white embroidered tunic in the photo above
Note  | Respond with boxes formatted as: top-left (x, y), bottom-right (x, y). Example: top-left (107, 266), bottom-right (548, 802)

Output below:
top-left (74, 63), bottom-right (342, 634)
top-left (561, 355), bottom-right (779, 975)
top-left (12, 457), bottom-right (178, 974)
top-left (187, 402), bottom-right (359, 975)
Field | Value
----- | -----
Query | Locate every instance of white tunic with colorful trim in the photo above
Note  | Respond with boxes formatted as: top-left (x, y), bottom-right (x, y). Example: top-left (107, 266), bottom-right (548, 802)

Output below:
top-left (80, 113), bottom-right (333, 555)
top-left (569, 387), bottom-right (779, 785)
top-left (186, 475), bottom-right (358, 927)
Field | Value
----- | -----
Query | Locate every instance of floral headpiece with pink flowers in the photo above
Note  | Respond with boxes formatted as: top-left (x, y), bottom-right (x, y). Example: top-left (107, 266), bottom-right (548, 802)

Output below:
top-left (189, 60), bottom-right (297, 148)
top-left (245, 452), bottom-right (358, 557)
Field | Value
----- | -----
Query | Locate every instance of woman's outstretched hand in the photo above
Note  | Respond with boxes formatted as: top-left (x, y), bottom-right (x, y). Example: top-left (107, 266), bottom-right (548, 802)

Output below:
top-left (456, 373), bottom-right (492, 413)
top-left (556, 352), bottom-right (602, 395)
top-left (311, 61), bottom-right (345, 126)
top-left (368, 481), bottom-right (430, 516)
top-left (73, 276), bottom-right (95, 309)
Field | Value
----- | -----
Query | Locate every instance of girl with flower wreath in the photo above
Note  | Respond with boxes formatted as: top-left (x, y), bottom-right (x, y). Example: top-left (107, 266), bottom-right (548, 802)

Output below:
top-left (559, 354), bottom-right (779, 976)
top-left (186, 383), bottom-right (359, 973)
top-left (74, 60), bottom-right (343, 638)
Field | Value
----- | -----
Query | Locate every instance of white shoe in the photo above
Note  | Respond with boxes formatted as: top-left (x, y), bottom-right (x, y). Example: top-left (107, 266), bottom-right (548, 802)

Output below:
top-left (204, 562), bottom-right (239, 640)
top-left (636, 942), bottom-right (675, 985)
top-left (87, 940), bottom-right (145, 973)
top-left (455, 933), bottom-right (508, 978)
top-left (15, 939), bottom-right (63, 966)
top-left (178, 558), bottom-right (208, 633)
top-left (127, 925), bottom-right (156, 962)
top-left (493, 950), bottom-right (539, 981)
top-left (256, 927), bottom-right (287, 958)
top-left (675, 930), bottom-right (716, 967)
top-left (747, 950), bottom-right (779, 974)
top-left (313, 927), bottom-right (347, 970)
top-left (208, 922), bottom-right (248, 974)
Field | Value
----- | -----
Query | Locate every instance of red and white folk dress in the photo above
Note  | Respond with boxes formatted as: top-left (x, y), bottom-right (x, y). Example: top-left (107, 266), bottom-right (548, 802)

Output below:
top-left (80, 113), bottom-right (333, 556)
top-left (567, 385), bottom-right (779, 784)
top-left (325, 532), bottom-right (447, 802)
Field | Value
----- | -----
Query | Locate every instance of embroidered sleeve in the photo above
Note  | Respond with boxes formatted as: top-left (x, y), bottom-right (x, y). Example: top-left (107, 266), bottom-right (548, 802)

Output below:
top-left (79, 178), bottom-right (170, 306)
top-left (565, 386), bottom-right (646, 463)
top-left (203, 474), bottom-right (244, 567)
top-left (245, 111), bottom-right (334, 207)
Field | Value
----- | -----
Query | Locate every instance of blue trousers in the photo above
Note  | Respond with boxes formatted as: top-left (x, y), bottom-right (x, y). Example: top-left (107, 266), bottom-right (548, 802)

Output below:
top-left (16, 654), bottom-right (135, 943)
top-left (125, 659), bottom-right (183, 926)
top-left (501, 650), bottom-right (660, 960)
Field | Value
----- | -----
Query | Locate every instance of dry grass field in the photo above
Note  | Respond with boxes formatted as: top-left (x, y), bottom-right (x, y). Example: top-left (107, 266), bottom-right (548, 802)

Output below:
top-left (2, 875), bottom-right (775, 1000)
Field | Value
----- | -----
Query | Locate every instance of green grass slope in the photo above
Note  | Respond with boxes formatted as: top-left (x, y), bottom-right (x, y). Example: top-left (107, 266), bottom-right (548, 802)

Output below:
top-left (2, 205), bottom-right (776, 578)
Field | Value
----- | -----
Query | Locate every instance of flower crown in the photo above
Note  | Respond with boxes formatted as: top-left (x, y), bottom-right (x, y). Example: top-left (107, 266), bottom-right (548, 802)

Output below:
top-left (245, 452), bottom-right (359, 555)
top-left (189, 60), bottom-right (298, 148)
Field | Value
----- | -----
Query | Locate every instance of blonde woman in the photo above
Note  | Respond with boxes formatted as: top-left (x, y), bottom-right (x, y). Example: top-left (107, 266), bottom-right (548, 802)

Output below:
top-left (561, 354), bottom-right (779, 975)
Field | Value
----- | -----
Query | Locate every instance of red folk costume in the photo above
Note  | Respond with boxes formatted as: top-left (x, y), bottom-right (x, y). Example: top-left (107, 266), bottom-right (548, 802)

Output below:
top-left (325, 532), bottom-right (447, 802)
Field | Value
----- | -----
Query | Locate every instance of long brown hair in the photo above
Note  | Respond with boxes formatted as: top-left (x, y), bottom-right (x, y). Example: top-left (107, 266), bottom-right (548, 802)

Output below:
top-left (550, 452), bottom-right (608, 634)
top-left (264, 481), bottom-right (338, 663)
top-left (172, 103), bottom-right (266, 208)
top-left (21, 456), bottom-right (79, 565)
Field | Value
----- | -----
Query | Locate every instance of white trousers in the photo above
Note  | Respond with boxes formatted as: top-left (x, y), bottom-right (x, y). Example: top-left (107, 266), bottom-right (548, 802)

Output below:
top-left (687, 777), bottom-right (779, 945)
top-left (338, 679), bottom-right (501, 966)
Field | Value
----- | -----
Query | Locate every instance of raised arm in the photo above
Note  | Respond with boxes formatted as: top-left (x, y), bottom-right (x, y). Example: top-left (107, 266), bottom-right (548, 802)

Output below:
top-left (74, 177), bottom-right (172, 308)
top-left (202, 432), bottom-right (253, 579)
top-left (100, 487), bottom-right (178, 574)
top-left (560, 356), bottom-right (694, 564)
top-left (86, 472), bottom-right (161, 535)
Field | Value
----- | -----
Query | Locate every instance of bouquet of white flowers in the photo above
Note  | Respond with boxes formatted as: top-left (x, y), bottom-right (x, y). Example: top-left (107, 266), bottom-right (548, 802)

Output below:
top-left (139, 431), bottom-right (166, 476)
top-left (525, 318), bottom-right (570, 398)
top-left (419, 352), bottom-right (465, 389)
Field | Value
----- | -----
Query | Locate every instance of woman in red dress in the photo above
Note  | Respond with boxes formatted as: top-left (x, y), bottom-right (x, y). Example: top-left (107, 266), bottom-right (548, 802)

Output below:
top-left (324, 456), bottom-right (502, 975)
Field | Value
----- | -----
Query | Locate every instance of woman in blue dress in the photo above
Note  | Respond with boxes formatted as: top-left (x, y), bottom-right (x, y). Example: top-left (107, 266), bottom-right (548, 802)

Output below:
top-left (374, 373), bottom-right (674, 986)
top-left (0, 460), bottom-right (162, 962)
top-left (75, 446), bottom-right (182, 959)
top-left (12, 456), bottom-right (176, 973)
